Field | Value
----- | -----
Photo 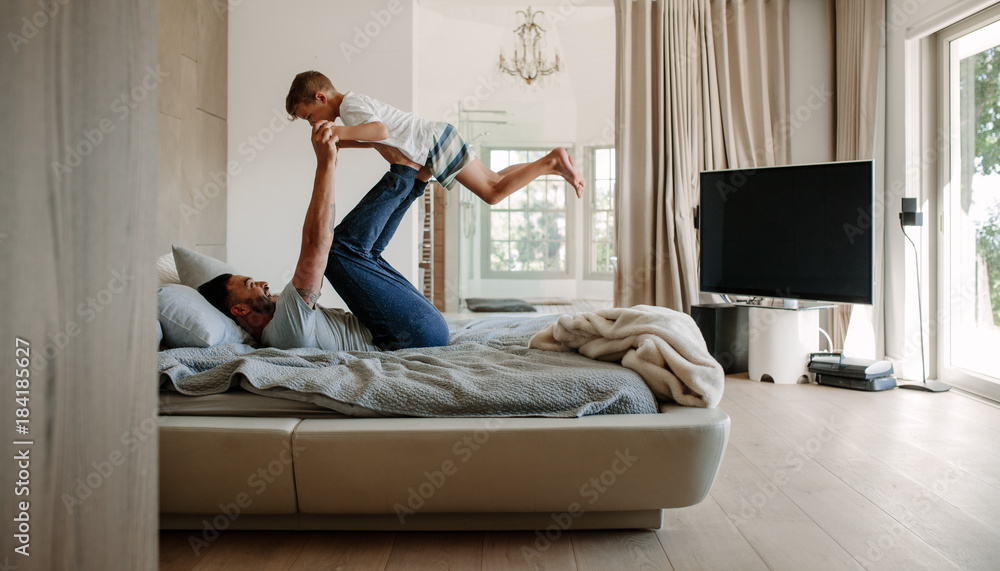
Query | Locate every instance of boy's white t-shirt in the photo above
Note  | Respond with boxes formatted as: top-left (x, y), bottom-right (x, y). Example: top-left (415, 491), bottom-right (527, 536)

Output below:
top-left (338, 91), bottom-right (438, 165)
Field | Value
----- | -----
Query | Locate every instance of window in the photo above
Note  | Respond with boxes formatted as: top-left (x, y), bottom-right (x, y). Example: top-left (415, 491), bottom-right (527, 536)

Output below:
top-left (937, 6), bottom-right (1000, 395)
top-left (586, 147), bottom-right (616, 277)
top-left (483, 148), bottom-right (571, 277)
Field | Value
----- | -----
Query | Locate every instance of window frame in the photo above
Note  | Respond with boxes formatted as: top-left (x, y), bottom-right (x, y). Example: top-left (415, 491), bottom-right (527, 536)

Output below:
top-left (933, 4), bottom-right (1000, 400)
top-left (479, 146), bottom-right (575, 280)
top-left (583, 145), bottom-right (616, 281)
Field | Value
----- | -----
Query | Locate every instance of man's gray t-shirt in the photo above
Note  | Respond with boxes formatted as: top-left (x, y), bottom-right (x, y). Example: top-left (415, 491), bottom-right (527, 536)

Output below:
top-left (261, 282), bottom-right (378, 351)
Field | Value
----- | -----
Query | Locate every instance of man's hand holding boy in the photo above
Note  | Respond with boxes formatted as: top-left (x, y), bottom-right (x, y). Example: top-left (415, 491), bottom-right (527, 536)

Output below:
top-left (311, 120), bottom-right (339, 167)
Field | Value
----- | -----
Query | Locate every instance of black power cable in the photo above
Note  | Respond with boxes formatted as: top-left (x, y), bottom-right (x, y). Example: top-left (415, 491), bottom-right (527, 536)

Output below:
top-left (899, 200), bottom-right (950, 392)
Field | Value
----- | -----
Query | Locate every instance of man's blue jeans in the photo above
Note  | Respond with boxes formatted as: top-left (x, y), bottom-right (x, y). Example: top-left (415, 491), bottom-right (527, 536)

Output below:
top-left (325, 164), bottom-right (449, 350)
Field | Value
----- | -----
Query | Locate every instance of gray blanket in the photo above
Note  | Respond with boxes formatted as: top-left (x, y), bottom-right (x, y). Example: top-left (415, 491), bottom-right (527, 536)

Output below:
top-left (158, 315), bottom-right (657, 417)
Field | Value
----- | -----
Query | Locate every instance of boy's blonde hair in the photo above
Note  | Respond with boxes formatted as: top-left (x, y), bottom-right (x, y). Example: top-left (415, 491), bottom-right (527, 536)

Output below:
top-left (285, 71), bottom-right (335, 119)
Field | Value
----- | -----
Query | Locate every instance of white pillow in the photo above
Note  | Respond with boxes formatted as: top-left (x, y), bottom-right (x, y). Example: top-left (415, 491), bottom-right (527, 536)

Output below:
top-left (158, 283), bottom-right (255, 348)
top-left (172, 245), bottom-right (237, 289)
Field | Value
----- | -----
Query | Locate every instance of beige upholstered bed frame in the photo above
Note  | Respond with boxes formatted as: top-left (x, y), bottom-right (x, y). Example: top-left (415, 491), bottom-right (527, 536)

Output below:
top-left (159, 403), bottom-right (729, 531)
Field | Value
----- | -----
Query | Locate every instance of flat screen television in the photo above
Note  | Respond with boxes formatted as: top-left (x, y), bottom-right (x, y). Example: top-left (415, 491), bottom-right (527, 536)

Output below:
top-left (699, 160), bottom-right (874, 305)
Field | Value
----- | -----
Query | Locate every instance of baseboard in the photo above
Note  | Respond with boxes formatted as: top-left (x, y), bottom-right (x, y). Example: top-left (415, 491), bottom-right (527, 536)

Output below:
top-left (160, 509), bottom-right (663, 531)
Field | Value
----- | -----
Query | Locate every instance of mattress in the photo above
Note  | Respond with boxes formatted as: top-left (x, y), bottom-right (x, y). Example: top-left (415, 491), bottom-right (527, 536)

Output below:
top-left (159, 389), bottom-right (348, 418)
top-left (158, 313), bottom-right (660, 418)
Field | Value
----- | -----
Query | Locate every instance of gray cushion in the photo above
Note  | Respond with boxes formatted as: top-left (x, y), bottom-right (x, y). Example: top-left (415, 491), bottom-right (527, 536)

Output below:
top-left (465, 298), bottom-right (537, 312)
top-left (172, 245), bottom-right (237, 289)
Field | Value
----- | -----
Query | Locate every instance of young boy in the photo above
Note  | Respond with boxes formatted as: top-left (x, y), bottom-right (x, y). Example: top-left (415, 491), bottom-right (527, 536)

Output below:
top-left (284, 70), bottom-right (585, 204)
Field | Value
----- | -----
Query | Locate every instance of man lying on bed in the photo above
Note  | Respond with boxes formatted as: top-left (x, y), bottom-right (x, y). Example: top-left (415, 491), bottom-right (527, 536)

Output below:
top-left (198, 120), bottom-right (449, 351)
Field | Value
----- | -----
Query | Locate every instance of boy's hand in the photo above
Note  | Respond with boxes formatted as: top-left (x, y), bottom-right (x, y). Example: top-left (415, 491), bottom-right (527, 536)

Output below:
top-left (311, 120), bottom-right (339, 167)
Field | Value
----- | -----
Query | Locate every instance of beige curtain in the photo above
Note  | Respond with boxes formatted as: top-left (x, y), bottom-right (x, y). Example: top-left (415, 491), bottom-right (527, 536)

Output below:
top-left (615, 0), bottom-right (789, 311)
top-left (832, 0), bottom-right (884, 352)
top-left (710, 0), bottom-right (790, 167)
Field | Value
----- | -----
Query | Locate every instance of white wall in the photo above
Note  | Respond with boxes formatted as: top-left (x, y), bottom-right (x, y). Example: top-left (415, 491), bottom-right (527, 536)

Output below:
top-left (228, 0), bottom-right (418, 308)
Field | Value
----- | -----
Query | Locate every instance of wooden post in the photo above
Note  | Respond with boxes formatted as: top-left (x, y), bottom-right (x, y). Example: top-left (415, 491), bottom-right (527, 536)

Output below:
top-left (0, 1), bottom-right (159, 568)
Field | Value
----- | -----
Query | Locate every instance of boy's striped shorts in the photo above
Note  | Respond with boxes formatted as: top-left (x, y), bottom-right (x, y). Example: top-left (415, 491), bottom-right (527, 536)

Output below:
top-left (427, 122), bottom-right (474, 190)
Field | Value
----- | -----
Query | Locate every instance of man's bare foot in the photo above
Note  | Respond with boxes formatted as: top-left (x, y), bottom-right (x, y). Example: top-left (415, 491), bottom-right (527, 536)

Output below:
top-left (551, 148), bottom-right (585, 198)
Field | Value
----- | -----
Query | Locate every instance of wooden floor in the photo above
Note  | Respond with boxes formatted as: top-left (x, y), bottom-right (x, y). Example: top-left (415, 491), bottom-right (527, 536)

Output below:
top-left (160, 376), bottom-right (1000, 570)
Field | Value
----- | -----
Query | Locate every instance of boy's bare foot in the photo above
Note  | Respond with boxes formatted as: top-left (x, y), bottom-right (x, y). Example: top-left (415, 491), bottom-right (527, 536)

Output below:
top-left (566, 152), bottom-right (586, 198)
top-left (551, 148), bottom-right (585, 198)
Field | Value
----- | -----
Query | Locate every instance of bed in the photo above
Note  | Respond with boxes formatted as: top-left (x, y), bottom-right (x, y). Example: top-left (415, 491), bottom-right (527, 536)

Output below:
top-left (156, 247), bottom-right (730, 530)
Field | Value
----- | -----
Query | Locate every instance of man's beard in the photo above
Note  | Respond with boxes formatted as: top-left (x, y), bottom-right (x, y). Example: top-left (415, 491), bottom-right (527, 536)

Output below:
top-left (251, 294), bottom-right (276, 317)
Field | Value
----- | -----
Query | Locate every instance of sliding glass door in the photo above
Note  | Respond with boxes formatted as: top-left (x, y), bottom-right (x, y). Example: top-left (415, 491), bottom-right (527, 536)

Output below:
top-left (940, 8), bottom-right (1000, 392)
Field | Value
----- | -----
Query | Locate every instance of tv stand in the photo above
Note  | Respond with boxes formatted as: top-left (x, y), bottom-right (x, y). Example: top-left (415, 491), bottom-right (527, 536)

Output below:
top-left (743, 304), bottom-right (830, 384)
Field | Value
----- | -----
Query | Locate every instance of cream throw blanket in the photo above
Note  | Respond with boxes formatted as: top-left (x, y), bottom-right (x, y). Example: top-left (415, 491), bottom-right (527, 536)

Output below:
top-left (528, 305), bottom-right (725, 408)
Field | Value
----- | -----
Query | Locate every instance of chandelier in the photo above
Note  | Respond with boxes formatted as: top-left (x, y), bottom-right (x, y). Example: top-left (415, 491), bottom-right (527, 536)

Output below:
top-left (497, 7), bottom-right (560, 85)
